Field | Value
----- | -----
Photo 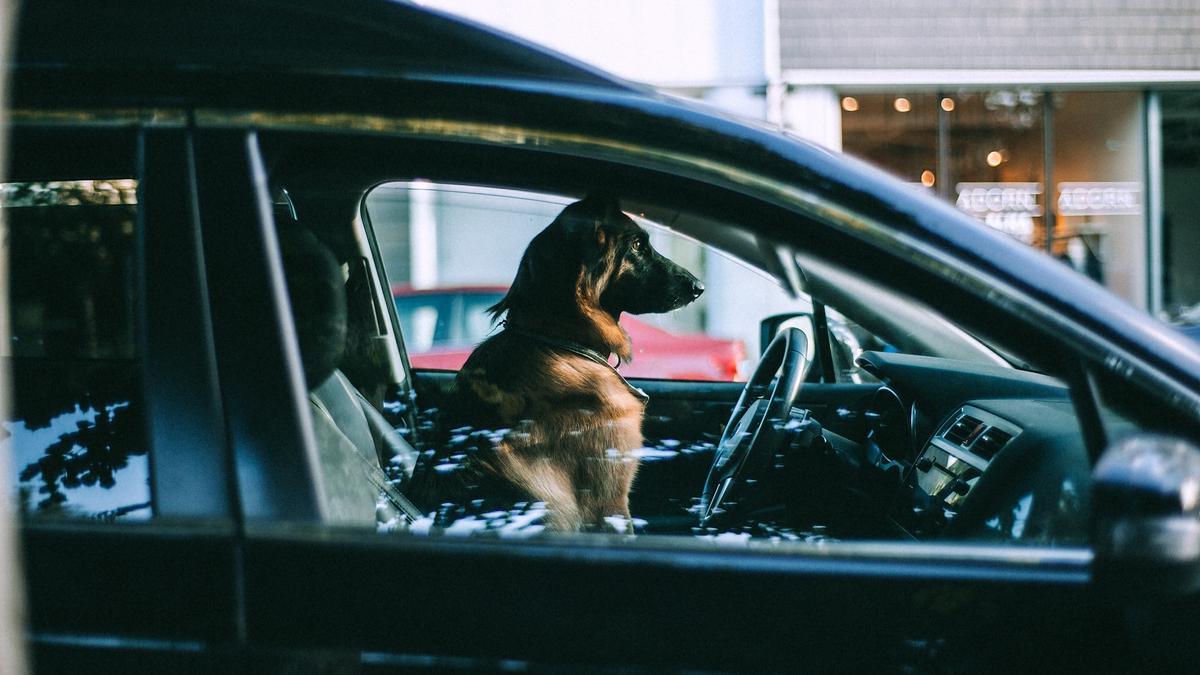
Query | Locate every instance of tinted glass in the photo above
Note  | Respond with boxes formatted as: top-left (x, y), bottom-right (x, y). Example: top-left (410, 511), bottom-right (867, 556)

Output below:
top-left (5, 179), bottom-right (150, 520)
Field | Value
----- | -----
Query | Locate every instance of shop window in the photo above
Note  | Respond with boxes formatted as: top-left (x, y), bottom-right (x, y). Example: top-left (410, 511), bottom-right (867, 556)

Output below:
top-left (1052, 92), bottom-right (1145, 304)
top-left (841, 88), bottom-right (1150, 309)
top-left (841, 93), bottom-right (939, 191)
top-left (946, 90), bottom-right (1046, 247)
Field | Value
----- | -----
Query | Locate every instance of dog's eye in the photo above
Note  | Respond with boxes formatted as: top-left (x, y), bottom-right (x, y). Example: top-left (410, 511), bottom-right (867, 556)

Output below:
top-left (631, 239), bottom-right (643, 252)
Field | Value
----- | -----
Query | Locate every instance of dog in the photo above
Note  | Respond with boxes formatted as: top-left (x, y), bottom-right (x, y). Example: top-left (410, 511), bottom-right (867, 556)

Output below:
top-left (409, 195), bottom-right (704, 531)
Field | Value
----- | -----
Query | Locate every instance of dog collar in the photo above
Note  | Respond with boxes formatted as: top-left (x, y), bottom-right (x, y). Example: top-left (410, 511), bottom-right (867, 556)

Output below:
top-left (504, 326), bottom-right (649, 404)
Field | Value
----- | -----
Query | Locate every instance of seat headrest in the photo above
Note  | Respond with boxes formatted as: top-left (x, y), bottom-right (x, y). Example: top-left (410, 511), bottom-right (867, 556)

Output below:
top-left (278, 226), bottom-right (347, 390)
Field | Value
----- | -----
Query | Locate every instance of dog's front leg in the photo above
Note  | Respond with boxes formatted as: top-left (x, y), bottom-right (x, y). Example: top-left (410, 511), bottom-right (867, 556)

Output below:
top-left (578, 450), bottom-right (639, 534)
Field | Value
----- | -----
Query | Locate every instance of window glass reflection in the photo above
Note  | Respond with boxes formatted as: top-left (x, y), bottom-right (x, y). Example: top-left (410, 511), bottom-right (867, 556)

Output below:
top-left (4, 180), bottom-right (150, 520)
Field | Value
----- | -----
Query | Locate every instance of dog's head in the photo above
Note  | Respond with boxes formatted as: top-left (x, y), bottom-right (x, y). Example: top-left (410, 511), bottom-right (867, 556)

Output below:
top-left (490, 195), bottom-right (704, 360)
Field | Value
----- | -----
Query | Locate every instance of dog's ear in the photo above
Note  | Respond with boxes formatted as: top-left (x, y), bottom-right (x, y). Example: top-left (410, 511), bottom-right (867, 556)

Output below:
top-left (487, 193), bottom-right (619, 321)
top-left (567, 193), bottom-right (623, 249)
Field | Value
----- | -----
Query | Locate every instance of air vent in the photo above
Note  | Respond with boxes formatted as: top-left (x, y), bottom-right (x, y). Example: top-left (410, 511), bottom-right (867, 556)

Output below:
top-left (972, 428), bottom-right (1013, 460)
top-left (944, 414), bottom-right (984, 446)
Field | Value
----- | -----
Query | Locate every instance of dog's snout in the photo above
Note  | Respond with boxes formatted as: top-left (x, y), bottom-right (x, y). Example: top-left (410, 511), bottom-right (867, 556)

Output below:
top-left (690, 279), bottom-right (705, 299)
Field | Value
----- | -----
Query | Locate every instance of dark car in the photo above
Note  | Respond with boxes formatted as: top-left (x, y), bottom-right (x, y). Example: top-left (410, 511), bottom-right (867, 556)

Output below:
top-left (393, 285), bottom-right (746, 380)
top-left (7, 1), bottom-right (1200, 673)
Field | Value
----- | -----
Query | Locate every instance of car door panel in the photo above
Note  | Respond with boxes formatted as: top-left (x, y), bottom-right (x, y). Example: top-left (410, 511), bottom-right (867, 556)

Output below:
top-left (241, 530), bottom-right (1116, 672)
top-left (22, 523), bottom-right (240, 669)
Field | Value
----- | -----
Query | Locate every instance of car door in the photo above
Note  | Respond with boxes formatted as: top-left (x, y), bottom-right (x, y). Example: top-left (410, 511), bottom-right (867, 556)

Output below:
top-left (10, 119), bottom-right (241, 671)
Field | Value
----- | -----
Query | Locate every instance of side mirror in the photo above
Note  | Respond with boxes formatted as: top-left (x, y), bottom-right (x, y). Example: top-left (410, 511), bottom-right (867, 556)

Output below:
top-left (1092, 434), bottom-right (1200, 599)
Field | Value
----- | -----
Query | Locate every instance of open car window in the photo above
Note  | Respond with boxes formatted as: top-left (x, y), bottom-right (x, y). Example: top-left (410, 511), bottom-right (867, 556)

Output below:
top-left (274, 172), bottom-right (1088, 546)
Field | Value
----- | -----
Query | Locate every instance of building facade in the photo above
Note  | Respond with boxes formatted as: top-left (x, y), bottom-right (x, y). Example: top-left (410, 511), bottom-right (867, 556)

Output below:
top-left (777, 0), bottom-right (1200, 315)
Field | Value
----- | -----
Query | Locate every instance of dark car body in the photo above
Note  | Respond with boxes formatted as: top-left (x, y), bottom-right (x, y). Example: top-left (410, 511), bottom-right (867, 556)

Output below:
top-left (7, 1), bottom-right (1200, 673)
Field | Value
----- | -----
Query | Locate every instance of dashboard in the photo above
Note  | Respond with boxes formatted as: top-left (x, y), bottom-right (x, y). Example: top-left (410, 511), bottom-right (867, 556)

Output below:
top-left (854, 351), bottom-right (1093, 544)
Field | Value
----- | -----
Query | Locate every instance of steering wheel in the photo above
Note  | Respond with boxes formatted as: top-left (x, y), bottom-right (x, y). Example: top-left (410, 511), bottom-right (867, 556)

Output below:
top-left (700, 327), bottom-right (810, 526)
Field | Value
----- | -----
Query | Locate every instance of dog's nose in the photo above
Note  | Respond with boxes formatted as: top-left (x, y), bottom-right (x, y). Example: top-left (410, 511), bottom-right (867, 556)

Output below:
top-left (690, 279), bottom-right (705, 299)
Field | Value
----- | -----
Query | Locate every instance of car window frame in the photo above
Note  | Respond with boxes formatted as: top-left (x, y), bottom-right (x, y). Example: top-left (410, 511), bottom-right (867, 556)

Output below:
top-left (241, 114), bottom-right (1123, 530)
top-left (213, 112), bottom-right (1123, 555)
top-left (203, 102), bottom-right (1124, 671)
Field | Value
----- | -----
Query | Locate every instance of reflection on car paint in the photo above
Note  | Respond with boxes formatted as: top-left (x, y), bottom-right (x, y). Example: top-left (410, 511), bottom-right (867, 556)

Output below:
top-left (9, 401), bottom-right (149, 518)
top-left (985, 493), bottom-right (1034, 540)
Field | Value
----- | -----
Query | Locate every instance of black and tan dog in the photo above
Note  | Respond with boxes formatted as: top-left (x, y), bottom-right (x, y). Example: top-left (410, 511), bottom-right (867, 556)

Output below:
top-left (410, 196), bottom-right (704, 531)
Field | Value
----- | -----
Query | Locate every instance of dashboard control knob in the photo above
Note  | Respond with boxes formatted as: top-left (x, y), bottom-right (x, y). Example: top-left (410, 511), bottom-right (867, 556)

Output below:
top-left (916, 456), bottom-right (934, 472)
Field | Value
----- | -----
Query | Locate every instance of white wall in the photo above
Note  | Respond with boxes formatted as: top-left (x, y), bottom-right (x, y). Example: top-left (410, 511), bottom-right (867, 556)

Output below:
top-left (417, 0), bottom-right (764, 89)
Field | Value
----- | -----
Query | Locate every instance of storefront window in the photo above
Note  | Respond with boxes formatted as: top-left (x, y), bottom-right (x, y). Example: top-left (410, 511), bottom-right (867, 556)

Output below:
top-left (1053, 92), bottom-right (1145, 303)
top-left (841, 93), bottom-right (938, 190)
top-left (840, 88), bottom-right (1149, 309)
top-left (948, 91), bottom-right (1046, 247)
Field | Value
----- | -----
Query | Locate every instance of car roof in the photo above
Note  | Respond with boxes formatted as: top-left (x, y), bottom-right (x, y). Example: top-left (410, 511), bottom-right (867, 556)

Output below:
top-left (14, 0), bottom-right (639, 92)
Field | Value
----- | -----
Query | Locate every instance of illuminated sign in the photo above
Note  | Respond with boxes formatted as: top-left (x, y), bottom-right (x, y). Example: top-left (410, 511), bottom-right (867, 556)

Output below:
top-left (955, 182), bottom-right (1043, 216)
top-left (1056, 182), bottom-right (1141, 216)
top-left (955, 182), bottom-right (1041, 244)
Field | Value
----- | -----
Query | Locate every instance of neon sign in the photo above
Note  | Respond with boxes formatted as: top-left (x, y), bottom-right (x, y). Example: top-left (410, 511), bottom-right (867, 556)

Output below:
top-left (1056, 182), bottom-right (1141, 216)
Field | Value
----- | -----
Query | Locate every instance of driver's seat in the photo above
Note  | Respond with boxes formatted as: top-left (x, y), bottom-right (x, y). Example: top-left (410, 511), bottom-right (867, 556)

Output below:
top-left (279, 225), bottom-right (422, 527)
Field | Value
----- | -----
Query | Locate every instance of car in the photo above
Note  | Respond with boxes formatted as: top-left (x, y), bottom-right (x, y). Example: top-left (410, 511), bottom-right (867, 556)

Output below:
top-left (393, 284), bottom-right (746, 380)
top-left (7, 0), bottom-right (1200, 672)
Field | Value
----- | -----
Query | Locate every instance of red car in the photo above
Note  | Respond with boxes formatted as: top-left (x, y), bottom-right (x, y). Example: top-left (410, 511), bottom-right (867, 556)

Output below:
top-left (394, 286), bottom-right (745, 381)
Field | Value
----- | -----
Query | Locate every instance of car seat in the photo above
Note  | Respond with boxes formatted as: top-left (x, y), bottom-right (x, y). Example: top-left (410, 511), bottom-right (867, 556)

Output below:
top-left (278, 225), bottom-right (423, 528)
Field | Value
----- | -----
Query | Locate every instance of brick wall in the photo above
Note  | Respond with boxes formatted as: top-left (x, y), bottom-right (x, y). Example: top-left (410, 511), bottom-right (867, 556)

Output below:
top-left (779, 0), bottom-right (1200, 70)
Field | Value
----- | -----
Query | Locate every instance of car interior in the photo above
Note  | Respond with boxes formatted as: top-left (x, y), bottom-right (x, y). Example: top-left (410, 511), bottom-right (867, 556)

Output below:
top-left (255, 129), bottom-right (1162, 546)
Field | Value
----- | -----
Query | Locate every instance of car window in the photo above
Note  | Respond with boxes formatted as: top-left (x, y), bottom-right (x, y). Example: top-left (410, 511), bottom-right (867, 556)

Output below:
top-left (4, 178), bottom-right (151, 520)
top-left (263, 129), bottom-right (1092, 551)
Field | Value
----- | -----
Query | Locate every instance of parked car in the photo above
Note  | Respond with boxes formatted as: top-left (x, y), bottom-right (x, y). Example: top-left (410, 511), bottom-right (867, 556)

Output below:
top-left (394, 285), bottom-right (745, 380)
top-left (7, 0), bottom-right (1200, 673)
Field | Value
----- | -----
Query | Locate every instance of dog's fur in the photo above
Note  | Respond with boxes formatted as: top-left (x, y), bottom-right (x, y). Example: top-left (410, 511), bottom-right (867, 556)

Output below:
top-left (409, 196), bottom-right (703, 531)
